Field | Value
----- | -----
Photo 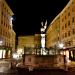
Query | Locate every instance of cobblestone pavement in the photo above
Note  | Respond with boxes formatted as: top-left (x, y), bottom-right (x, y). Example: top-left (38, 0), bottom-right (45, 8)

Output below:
top-left (0, 69), bottom-right (18, 75)
top-left (0, 68), bottom-right (75, 75)
top-left (16, 68), bottom-right (75, 75)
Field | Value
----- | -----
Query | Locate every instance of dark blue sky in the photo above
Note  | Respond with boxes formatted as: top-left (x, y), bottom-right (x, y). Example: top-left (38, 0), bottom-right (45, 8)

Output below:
top-left (6, 0), bottom-right (69, 36)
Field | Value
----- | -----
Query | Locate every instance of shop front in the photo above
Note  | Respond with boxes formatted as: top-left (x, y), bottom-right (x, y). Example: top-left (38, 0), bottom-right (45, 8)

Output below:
top-left (0, 46), bottom-right (12, 59)
top-left (69, 48), bottom-right (75, 61)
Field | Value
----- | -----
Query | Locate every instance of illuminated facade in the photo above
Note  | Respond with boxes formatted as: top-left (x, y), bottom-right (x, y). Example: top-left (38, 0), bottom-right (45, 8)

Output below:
top-left (18, 34), bottom-right (41, 55)
top-left (60, 0), bottom-right (75, 61)
top-left (60, 0), bottom-right (75, 48)
top-left (0, 0), bottom-right (14, 59)
top-left (17, 36), bottom-right (35, 54)
top-left (46, 15), bottom-right (60, 49)
top-left (46, 0), bottom-right (75, 61)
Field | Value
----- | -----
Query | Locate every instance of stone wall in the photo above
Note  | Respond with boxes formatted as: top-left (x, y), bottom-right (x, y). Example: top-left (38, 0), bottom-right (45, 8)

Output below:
top-left (24, 54), bottom-right (64, 69)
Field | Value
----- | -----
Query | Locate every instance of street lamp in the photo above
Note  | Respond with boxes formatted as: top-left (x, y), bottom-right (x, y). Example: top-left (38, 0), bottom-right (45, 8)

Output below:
top-left (58, 43), bottom-right (64, 49)
top-left (9, 16), bottom-right (13, 28)
top-left (0, 41), bottom-right (3, 46)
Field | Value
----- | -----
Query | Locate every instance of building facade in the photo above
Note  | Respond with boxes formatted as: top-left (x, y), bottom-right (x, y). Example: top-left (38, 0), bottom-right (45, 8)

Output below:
top-left (17, 35), bottom-right (35, 54)
top-left (46, 15), bottom-right (60, 49)
top-left (60, 0), bottom-right (75, 61)
top-left (0, 0), bottom-right (14, 59)
top-left (46, 0), bottom-right (75, 61)
top-left (60, 0), bottom-right (75, 48)
top-left (17, 34), bottom-right (41, 55)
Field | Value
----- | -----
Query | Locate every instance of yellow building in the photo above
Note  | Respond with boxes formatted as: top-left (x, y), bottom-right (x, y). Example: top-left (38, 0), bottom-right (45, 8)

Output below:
top-left (17, 35), bottom-right (35, 54)
top-left (46, 0), bottom-right (75, 49)
top-left (59, 0), bottom-right (75, 62)
top-left (46, 15), bottom-right (60, 49)
top-left (46, 0), bottom-right (75, 63)
top-left (60, 0), bottom-right (75, 48)
top-left (0, 0), bottom-right (14, 59)
top-left (17, 34), bottom-right (41, 55)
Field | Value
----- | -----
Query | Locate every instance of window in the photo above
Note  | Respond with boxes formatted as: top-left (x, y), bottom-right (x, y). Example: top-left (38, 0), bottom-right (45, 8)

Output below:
top-left (72, 1), bottom-right (74, 4)
top-left (65, 24), bottom-right (67, 28)
top-left (62, 18), bottom-right (64, 22)
top-left (68, 21), bottom-right (70, 26)
top-left (65, 42), bottom-right (67, 46)
top-left (72, 17), bottom-right (74, 23)
top-left (68, 41), bottom-right (71, 46)
top-left (68, 12), bottom-right (70, 16)
top-left (65, 33), bottom-right (67, 37)
top-left (72, 29), bottom-right (75, 34)
top-left (4, 22), bottom-right (5, 26)
top-left (68, 31), bottom-right (70, 36)
top-left (1, 12), bottom-right (3, 15)
top-left (65, 16), bottom-right (66, 19)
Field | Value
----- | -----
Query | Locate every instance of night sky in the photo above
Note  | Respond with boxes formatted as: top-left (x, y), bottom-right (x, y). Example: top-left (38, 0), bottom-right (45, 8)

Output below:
top-left (6, 0), bottom-right (69, 36)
